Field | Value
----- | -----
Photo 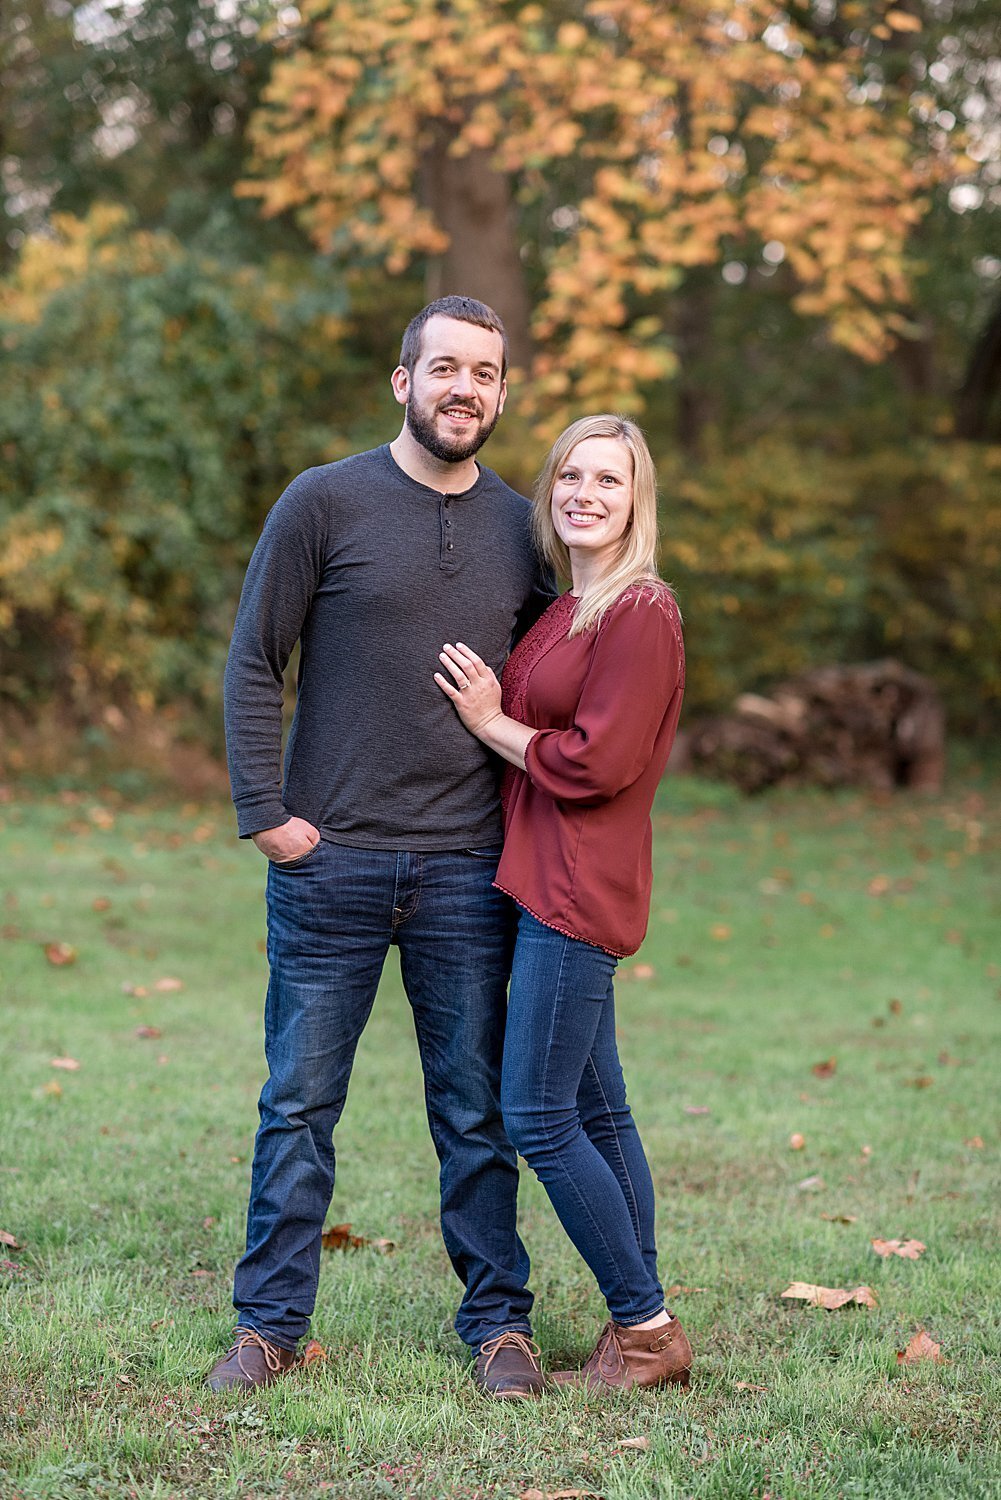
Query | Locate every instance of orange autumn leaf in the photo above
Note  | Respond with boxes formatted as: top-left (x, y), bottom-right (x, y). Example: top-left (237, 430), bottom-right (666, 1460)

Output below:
top-left (0, 1229), bottom-right (23, 1250)
top-left (897, 1329), bottom-right (944, 1364)
top-left (811, 1058), bottom-right (837, 1078)
top-left (44, 942), bottom-right (77, 966)
top-left (153, 976), bottom-right (184, 992)
top-left (135, 1025), bottom-right (162, 1039)
top-left (789, 1133), bottom-right (806, 1150)
top-left (50, 1057), bottom-right (80, 1071)
top-left (871, 1238), bottom-right (926, 1260)
top-left (298, 1338), bottom-right (329, 1366)
top-left (321, 1222), bottom-right (395, 1254)
top-left (782, 1282), bottom-right (878, 1310)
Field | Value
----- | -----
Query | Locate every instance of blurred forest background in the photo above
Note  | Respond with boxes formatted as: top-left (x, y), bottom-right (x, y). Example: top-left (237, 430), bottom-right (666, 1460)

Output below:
top-left (1, 0), bottom-right (999, 777)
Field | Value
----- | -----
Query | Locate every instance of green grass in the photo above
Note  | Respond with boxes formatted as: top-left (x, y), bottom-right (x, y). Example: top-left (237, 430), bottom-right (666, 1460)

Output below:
top-left (1, 774), bottom-right (999, 1499)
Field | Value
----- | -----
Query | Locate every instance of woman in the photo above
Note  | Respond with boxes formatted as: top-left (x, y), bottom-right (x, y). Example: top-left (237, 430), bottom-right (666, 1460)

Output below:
top-left (433, 414), bottom-right (690, 1392)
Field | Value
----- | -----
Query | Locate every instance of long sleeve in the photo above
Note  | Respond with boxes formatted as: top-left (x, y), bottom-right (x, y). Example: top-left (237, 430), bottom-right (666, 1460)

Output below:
top-left (524, 592), bottom-right (683, 808)
top-left (223, 470), bottom-right (329, 837)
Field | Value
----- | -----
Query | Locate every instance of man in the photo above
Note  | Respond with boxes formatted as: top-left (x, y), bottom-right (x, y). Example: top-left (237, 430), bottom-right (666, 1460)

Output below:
top-left (208, 296), bottom-right (552, 1400)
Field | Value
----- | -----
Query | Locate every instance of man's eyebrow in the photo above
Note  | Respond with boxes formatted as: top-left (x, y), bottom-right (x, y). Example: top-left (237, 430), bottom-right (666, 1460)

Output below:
top-left (424, 351), bottom-right (501, 373)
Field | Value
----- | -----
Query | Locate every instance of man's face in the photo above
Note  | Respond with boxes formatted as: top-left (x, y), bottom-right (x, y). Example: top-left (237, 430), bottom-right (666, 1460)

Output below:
top-left (392, 316), bottom-right (507, 463)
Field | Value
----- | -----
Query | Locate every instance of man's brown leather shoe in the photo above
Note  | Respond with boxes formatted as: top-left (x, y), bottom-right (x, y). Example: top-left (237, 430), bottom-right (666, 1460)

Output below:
top-left (473, 1330), bottom-right (545, 1399)
top-left (550, 1316), bottom-right (692, 1392)
top-left (205, 1327), bottom-right (297, 1392)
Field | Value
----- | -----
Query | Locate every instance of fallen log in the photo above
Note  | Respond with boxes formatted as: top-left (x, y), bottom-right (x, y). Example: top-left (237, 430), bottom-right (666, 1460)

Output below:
top-left (672, 660), bottom-right (945, 794)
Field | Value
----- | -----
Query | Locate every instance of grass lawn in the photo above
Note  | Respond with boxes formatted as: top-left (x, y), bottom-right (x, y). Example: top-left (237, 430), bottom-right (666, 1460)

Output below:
top-left (1, 772), bottom-right (999, 1499)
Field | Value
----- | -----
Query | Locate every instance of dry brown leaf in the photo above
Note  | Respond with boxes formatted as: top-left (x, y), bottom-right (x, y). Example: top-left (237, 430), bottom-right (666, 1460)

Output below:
top-left (789, 1132), bottom-right (806, 1150)
top-left (964, 1136), bottom-right (984, 1149)
top-left (796, 1175), bottom-right (824, 1192)
top-left (153, 976), bottom-right (183, 992)
top-left (122, 982), bottom-right (148, 997)
top-left (734, 1381), bottom-right (768, 1391)
top-left (820, 1213), bottom-right (858, 1224)
top-left (631, 963), bottom-right (655, 980)
top-left (782, 1282), bottom-right (877, 1310)
top-left (92, 897), bottom-right (112, 912)
top-left (50, 1057), bottom-right (80, 1071)
top-left (897, 1328), bottom-right (943, 1364)
top-left (189, 1268), bottom-right (212, 1277)
top-left (298, 1339), bottom-right (328, 1366)
top-left (683, 1105), bottom-right (710, 1115)
top-left (0, 1230), bottom-right (23, 1250)
top-left (42, 1080), bottom-right (63, 1099)
top-left (520, 1492), bottom-right (601, 1500)
top-left (871, 1238), bottom-right (926, 1260)
top-left (621, 1436), bottom-right (650, 1451)
top-left (320, 1221), bottom-right (393, 1253)
top-left (905, 1076), bottom-right (934, 1089)
top-left (811, 1058), bottom-right (837, 1078)
top-left (889, 998), bottom-right (903, 1015)
top-left (664, 1283), bottom-right (706, 1297)
top-left (44, 942), bottom-right (77, 966)
top-left (135, 1025), bottom-right (162, 1039)
top-left (710, 924), bottom-right (731, 941)
top-left (861, 1144), bottom-right (873, 1159)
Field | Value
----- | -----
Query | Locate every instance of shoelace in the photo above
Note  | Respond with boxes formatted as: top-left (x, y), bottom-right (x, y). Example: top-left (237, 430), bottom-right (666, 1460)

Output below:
top-left (592, 1322), bottom-right (627, 1381)
top-left (230, 1326), bottom-right (287, 1378)
top-left (478, 1330), bottom-right (542, 1376)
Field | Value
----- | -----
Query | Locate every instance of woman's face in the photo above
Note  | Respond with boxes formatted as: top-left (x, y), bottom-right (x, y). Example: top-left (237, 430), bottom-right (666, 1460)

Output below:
top-left (550, 436), bottom-right (634, 570)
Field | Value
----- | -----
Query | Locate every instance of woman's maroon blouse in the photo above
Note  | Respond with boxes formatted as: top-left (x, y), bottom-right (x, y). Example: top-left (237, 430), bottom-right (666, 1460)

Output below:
top-left (496, 585), bottom-right (685, 957)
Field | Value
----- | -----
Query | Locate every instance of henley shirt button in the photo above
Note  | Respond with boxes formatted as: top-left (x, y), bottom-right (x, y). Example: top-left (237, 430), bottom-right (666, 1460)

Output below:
top-left (446, 542), bottom-right (454, 551)
top-left (444, 519), bottom-right (452, 528)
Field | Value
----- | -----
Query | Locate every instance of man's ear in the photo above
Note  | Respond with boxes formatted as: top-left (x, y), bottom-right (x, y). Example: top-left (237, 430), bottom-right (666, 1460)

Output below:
top-left (390, 365), bottom-right (410, 407)
top-left (496, 377), bottom-right (508, 416)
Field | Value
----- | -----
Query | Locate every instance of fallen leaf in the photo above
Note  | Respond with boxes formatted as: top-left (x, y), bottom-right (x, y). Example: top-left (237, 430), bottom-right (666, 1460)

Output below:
top-left (710, 924), bottom-right (731, 941)
top-left (897, 1329), bottom-right (944, 1364)
top-left (153, 976), bottom-right (183, 992)
top-left (520, 1492), bottom-right (600, 1500)
top-left (189, 1268), bottom-right (212, 1277)
top-left (320, 1221), bottom-right (394, 1253)
top-left (861, 1144), bottom-right (873, 1159)
top-left (122, 982), bottom-right (148, 997)
top-left (867, 874), bottom-right (891, 896)
top-left (50, 1057), bottom-right (80, 1071)
top-left (0, 1230), bottom-right (23, 1250)
top-left (964, 1136), bottom-right (984, 1149)
top-left (905, 1076), bottom-right (934, 1089)
top-left (298, 1339), bottom-right (328, 1366)
top-left (135, 1025), bottom-right (162, 1039)
top-left (202, 1217), bottom-right (216, 1229)
top-left (781, 1282), bottom-right (877, 1310)
top-left (621, 1436), bottom-right (650, 1451)
top-left (664, 1284), bottom-right (706, 1297)
top-left (632, 963), bottom-right (655, 980)
top-left (820, 1213), bottom-right (858, 1224)
top-left (811, 1058), bottom-right (837, 1078)
top-left (888, 998), bottom-right (903, 1015)
top-left (734, 1380), bottom-right (768, 1391)
top-left (683, 1105), bottom-right (710, 1115)
top-left (92, 897), bottom-right (112, 912)
top-left (42, 1080), bottom-right (63, 1098)
top-left (871, 1238), bottom-right (926, 1260)
top-left (789, 1133), bottom-right (806, 1150)
top-left (44, 942), bottom-right (77, 966)
top-left (796, 1175), bottom-right (824, 1192)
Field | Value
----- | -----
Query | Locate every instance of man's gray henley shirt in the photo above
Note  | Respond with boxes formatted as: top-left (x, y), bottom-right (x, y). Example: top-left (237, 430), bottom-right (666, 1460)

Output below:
top-left (223, 444), bottom-right (553, 849)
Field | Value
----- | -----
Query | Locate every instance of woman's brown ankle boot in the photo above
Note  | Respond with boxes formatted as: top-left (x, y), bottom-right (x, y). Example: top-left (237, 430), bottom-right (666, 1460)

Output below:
top-left (551, 1317), bottom-right (692, 1391)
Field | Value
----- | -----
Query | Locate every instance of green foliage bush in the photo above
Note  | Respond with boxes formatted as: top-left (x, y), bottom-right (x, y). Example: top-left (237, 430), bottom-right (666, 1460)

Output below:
top-left (661, 438), bottom-right (1001, 730)
top-left (0, 207), bottom-right (363, 722)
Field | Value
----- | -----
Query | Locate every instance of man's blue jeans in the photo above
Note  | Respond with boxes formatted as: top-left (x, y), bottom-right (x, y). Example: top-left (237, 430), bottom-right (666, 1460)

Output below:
top-left (233, 840), bottom-right (533, 1351)
top-left (501, 910), bottom-right (664, 1326)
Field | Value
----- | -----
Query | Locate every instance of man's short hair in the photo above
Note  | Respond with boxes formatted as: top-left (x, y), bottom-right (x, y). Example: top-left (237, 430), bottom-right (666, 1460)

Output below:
top-left (400, 296), bottom-right (508, 379)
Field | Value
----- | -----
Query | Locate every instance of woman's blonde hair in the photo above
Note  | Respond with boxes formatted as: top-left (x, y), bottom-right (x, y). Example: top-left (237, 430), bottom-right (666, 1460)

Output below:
top-left (532, 413), bottom-right (664, 637)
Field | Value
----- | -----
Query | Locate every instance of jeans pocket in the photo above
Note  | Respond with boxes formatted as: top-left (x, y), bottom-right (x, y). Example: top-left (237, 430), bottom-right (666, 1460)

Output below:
top-left (462, 846), bottom-right (503, 860)
top-left (269, 839), bottom-right (324, 870)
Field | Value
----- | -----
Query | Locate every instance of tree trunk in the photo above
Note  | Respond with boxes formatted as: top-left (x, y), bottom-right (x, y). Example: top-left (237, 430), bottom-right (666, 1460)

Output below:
top-left (674, 275), bottom-right (716, 457)
top-left (954, 290), bottom-right (1001, 441)
top-left (420, 132), bottom-right (533, 372)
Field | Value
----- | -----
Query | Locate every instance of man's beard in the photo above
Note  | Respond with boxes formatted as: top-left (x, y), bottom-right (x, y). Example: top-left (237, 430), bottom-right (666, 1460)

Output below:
top-left (406, 396), bottom-right (500, 463)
